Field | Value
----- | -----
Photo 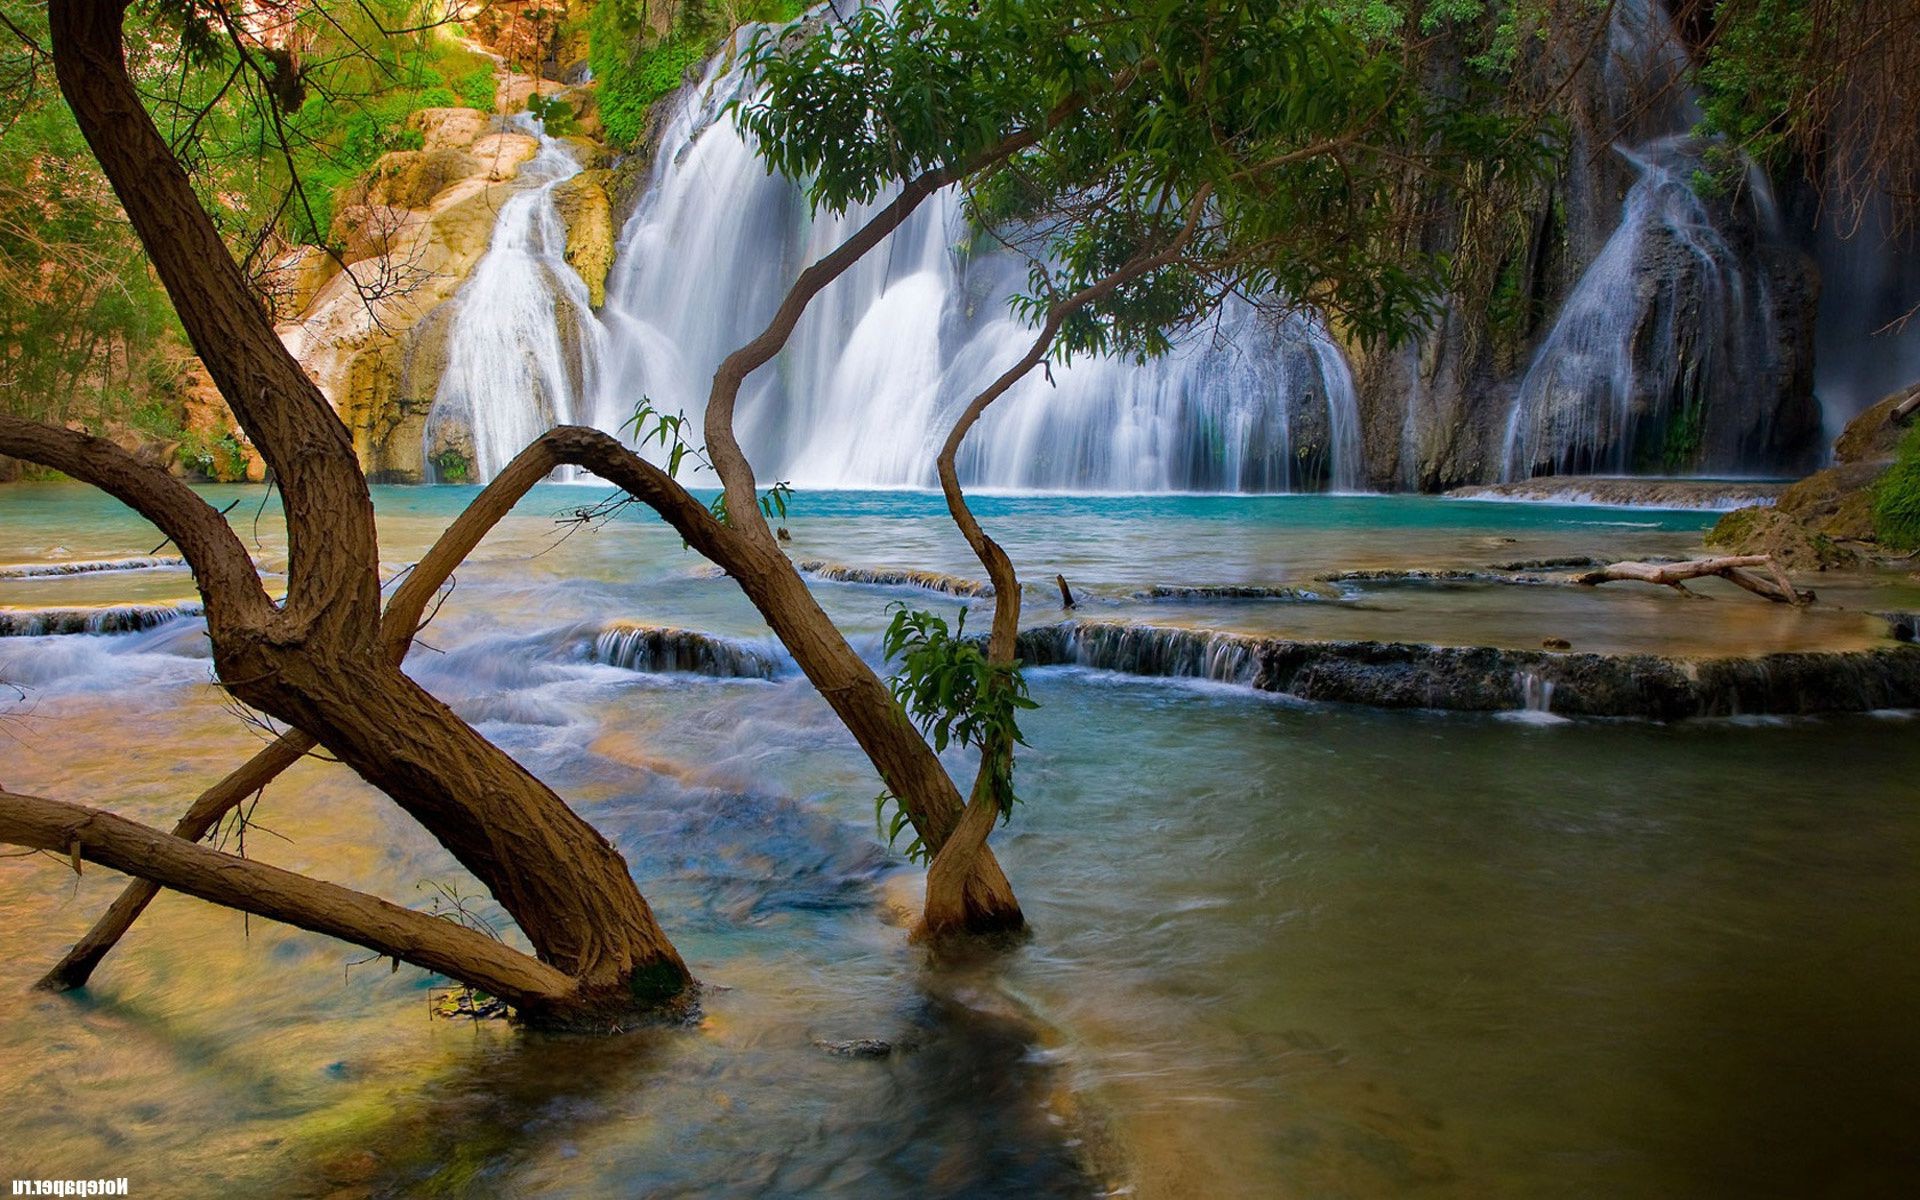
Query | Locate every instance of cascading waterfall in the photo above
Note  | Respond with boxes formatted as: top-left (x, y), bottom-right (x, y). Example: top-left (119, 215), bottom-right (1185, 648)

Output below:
top-left (453, 41), bottom-right (1363, 491)
top-left (425, 115), bottom-right (604, 481)
top-left (1501, 137), bottom-right (1769, 478)
top-left (1501, 0), bottom-right (1781, 480)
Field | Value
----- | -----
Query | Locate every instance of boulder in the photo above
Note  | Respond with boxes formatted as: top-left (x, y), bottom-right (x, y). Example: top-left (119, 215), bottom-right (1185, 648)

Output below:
top-left (364, 147), bottom-right (485, 211)
top-left (469, 132), bottom-right (541, 181)
top-left (550, 169), bottom-right (615, 307)
top-left (408, 106), bottom-right (492, 152)
top-left (1833, 382), bottom-right (1920, 465)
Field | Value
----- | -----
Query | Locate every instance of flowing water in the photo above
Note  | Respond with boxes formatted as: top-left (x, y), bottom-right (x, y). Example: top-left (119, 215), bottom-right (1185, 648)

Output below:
top-left (2, 483), bottom-right (1918, 1196)
top-left (1500, 137), bottom-right (1770, 480)
top-left (1501, 0), bottom-right (1787, 480)
top-left (451, 43), bottom-right (1363, 492)
top-left (426, 116), bottom-right (605, 481)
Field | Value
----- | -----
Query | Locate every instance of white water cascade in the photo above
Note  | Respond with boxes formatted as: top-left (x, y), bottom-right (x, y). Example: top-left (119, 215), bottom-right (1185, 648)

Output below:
top-left (1501, 0), bottom-right (1781, 480)
top-left (426, 115), bottom-right (604, 481)
top-left (1501, 137), bottom-right (1766, 478)
top-left (445, 44), bottom-right (1363, 491)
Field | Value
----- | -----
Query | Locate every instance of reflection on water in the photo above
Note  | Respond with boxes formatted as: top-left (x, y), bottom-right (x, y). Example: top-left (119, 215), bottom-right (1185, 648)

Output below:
top-left (1, 483), bottom-right (1917, 1197)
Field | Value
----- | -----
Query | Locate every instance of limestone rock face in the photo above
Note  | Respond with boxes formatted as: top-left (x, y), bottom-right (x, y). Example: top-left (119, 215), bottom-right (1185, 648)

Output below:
top-left (409, 106), bottom-right (491, 152)
top-left (364, 147), bottom-right (485, 211)
top-left (277, 106), bottom-right (546, 483)
top-left (551, 169), bottom-right (614, 308)
top-left (176, 358), bottom-right (267, 482)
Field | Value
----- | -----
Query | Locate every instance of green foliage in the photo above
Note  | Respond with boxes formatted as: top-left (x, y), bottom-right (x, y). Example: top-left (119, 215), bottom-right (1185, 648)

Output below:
top-left (131, 1), bottom-right (503, 246)
top-left (430, 449), bottom-right (472, 484)
top-left (526, 93), bottom-right (578, 136)
top-left (596, 38), bottom-right (706, 149)
top-left (177, 430), bottom-right (250, 481)
top-left (623, 396), bottom-right (795, 529)
top-left (737, 0), bottom-right (1554, 363)
top-left (879, 604), bottom-right (1037, 821)
top-left (1872, 428), bottom-right (1920, 552)
top-left (589, 0), bottom-right (810, 149)
top-left (0, 17), bottom-right (183, 428)
top-left (1693, 0), bottom-right (1816, 178)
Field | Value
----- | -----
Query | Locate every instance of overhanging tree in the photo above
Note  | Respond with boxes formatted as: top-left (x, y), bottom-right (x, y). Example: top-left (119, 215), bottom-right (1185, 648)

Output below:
top-left (1, 0), bottom-right (1541, 1026)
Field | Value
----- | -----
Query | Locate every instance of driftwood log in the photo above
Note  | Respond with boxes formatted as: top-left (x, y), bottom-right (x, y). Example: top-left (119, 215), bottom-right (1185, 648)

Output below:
top-left (1571, 555), bottom-right (1813, 605)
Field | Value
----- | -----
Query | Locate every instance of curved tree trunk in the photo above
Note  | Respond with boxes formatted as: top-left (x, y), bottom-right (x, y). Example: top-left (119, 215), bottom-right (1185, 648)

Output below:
top-left (27, 0), bottom-right (695, 1025)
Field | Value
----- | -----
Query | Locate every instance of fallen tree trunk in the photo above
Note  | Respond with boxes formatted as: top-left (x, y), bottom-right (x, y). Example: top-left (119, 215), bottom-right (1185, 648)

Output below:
top-left (0, 789), bottom-right (578, 1015)
top-left (1571, 555), bottom-right (1813, 604)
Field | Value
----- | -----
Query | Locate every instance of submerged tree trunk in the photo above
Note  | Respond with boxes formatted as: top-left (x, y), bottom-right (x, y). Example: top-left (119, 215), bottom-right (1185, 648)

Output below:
top-left (0, 0), bottom-right (698, 1027)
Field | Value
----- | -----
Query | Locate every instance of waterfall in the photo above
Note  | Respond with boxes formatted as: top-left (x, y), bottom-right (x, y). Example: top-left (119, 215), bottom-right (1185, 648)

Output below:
top-left (1501, 137), bottom-right (1769, 478)
top-left (1501, 0), bottom-right (1788, 481)
top-left (425, 115), bottom-right (604, 482)
top-left (1812, 206), bottom-right (1920, 441)
top-left (577, 46), bottom-right (1364, 493)
top-left (586, 622), bottom-right (780, 678)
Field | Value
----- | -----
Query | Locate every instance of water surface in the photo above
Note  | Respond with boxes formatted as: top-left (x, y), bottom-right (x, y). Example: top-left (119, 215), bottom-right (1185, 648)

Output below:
top-left (1, 483), bottom-right (1915, 1196)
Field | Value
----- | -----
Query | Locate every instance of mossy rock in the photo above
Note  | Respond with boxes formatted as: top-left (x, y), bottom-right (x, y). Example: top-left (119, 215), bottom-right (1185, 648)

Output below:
top-left (367, 147), bottom-right (485, 210)
top-left (1705, 505), bottom-right (1857, 570)
top-left (1776, 462), bottom-right (1886, 541)
top-left (1833, 383), bottom-right (1920, 465)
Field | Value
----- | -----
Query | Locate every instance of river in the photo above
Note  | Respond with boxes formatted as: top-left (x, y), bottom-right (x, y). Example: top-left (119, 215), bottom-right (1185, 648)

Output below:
top-left (2, 482), bottom-right (1916, 1196)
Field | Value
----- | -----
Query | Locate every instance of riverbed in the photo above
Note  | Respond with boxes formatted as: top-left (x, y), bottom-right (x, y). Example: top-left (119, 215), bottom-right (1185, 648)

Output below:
top-left (2, 483), bottom-right (1916, 1196)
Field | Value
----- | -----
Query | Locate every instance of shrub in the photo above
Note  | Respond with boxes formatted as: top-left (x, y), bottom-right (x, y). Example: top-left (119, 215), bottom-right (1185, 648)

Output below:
top-left (1872, 427), bottom-right (1920, 551)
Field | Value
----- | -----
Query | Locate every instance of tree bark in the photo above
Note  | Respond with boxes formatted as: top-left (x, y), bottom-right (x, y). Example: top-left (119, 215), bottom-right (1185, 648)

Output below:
top-left (920, 212), bottom-right (1209, 935)
top-left (29, 0), bottom-right (696, 1025)
top-left (1572, 555), bottom-right (1813, 604)
top-left (39, 442), bottom-right (598, 991)
top-left (1, 789), bottom-right (580, 1016)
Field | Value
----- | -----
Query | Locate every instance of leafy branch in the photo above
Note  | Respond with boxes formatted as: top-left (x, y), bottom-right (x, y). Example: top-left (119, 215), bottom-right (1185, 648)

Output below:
top-left (623, 396), bottom-right (794, 530)
top-left (872, 604), bottom-right (1038, 862)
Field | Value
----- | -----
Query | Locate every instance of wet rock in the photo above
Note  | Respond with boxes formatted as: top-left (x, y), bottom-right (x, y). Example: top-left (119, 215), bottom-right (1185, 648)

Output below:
top-left (1131, 584), bottom-right (1332, 603)
top-left (0, 602), bottom-right (203, 637)
top-left (1015, 620), bottom-right (1920, 719)
top-left (1542, 636), bottom-right (1573, 650)
top-left (586, 622), bottom-right (779, 679)
top-left (0, 556), bottom-right (185, 579)
top-left (1880, 612), bottom-right (1919, 643)
top-left (1317, 568), bottom-right (1557, 587)
top-left (814, 1038), bottom-right (896, 1059)
top-left (1449, 478), bottom-right (1788, 509)
top-left (550, 169), bottom-right (615, 308)
top-left (1487, 556), bottom-right (1606, 571)
top-left (797, 560), bottom-right (993, 598)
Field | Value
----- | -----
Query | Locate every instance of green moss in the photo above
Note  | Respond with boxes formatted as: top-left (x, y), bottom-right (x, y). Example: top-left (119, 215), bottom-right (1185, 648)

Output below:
top-left (1704, 505), bottom-right (1765, 550)
top-left (1872, 428), bottom-right (1920, 551)
top-left (430, 449), bottom-right (471, 485)
top-left (627, 958), bottom-right (691, 1007)
top-left (177, 431), bottom-right (250, 482)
